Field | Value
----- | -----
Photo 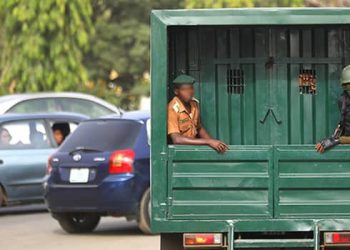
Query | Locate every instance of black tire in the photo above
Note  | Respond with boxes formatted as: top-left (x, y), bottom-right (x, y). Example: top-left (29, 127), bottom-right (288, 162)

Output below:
top-left (0, 188), bottom-right (3, 207)
top-left (0, 186), bottom-right (6, 207)
top-left (137, 188), bottom-right (152, 234)
top-left (56, 213), bottom-right (100, 234)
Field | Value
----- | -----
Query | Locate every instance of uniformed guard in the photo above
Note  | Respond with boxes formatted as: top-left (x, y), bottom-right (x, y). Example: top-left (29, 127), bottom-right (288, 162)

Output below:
top-left (168, 74), bottom-right (228, 153)
top-left (316, 65), bottom-right (350, 153)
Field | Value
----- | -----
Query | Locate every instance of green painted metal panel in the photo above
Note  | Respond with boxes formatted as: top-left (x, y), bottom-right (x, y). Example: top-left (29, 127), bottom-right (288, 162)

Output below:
top-left (152, 218), bottom-right (350, 233)
top-left (234, 239), bottom-right (314, 248)
top-left (168, 26), bottom-right (348, 145)
top-left (150, 13), bottom-right (169, 225)
top-left (167, 145), bottom-right (273, 219)
top-left (153, 8), bottom-right (350, 26)
top-left (275, 145), bottom-right (350, 218)
top-left (151, 9), bottom-right (350, 239)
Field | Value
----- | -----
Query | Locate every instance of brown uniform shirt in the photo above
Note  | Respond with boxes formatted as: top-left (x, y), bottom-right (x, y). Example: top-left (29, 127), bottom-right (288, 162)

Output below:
top-left (167, 96), bottom-right (201, 138)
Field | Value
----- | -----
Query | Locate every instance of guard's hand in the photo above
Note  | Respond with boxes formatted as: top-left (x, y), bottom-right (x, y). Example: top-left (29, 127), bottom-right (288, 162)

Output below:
top-left (315, 143), bottom-right (325, 153)
top-left (208, 139), bottom-right (229, 153)
top-left (315, 137), bottom-right (340, 153)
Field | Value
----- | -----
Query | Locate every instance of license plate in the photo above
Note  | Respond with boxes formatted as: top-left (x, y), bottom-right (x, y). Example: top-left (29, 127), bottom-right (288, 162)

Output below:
top-left (69, 168), bottom-right (89, 183)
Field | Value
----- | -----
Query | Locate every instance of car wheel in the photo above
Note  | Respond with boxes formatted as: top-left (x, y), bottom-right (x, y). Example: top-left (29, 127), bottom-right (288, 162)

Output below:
top-left (0, 186), bottom-right (6, 207)
top-left (56, 213), bottom-right (100, 234)
top-left (137, 188), bottom-right (152, 234)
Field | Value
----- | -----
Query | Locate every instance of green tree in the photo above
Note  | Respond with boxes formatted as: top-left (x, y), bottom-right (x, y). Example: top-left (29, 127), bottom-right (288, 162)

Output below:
top-left (83, 0), bottom-right (181, 109)
top-left (0, 0), bottom-right (94, 93)
top-left (184, 0), bottom-right (350, 7)
top-left (185, 0), bottom-right (254, 8)
top-left (184, 0), bottom-right (305, 8)
top-left (0, 5), bottom-right (5, 86)
top-left (304, 0), bottom-right (350, 6)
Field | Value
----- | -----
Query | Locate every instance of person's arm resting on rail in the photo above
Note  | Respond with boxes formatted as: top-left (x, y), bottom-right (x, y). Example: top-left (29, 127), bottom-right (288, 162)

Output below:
top-left (167, 74), bottom-right (228, 153)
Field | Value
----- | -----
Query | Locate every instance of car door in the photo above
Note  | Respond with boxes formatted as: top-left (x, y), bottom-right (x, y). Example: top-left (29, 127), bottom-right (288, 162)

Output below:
top-left (0, 119), bottom-right (55, 203)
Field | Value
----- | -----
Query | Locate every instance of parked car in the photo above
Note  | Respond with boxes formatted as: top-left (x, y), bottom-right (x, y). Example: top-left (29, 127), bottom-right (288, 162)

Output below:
top-left (44, 111), bottom-right (151, 234)
top-left (0, 113), bottom-right (88, 207)
top-left (0, 92), bottom-right (122, 118)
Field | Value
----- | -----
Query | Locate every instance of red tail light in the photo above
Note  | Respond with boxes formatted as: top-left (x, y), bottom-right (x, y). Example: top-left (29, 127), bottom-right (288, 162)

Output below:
top-left (109, 149), bottom-right (135, 174)
top-left (325, 232), bottom-right (350, 245)
top-left (47, 155), bottom-right (53, 175)
top-left (183, 233), bottom-right (223, 247)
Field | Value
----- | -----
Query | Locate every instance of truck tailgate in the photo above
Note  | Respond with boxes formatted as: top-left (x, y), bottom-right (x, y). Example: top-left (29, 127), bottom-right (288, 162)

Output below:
top-left (167, 145), bottom-right (273, 219)
top-left (165, 145), bottom-right (350, 220)
top-left (275, 145), bottom-right (350, 218)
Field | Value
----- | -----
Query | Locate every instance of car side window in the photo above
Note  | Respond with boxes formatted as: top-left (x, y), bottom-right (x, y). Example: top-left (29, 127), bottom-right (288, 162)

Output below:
top-left (49, 121), bottom-right (79, 147)
top-left (55, 98), bottom-right (114, 118)
top-left (8, 99), bottom-right (53, 113)
top-left (0, 120), bottom-right (52, 149)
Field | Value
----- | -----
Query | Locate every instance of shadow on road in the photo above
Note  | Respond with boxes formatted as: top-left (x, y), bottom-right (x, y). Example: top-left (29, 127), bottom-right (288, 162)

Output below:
top-left (0, 205), bottom-right (158, 237)
top-left (0, 203), bottom-right (48, 216)
top-left (52, 225), bottom-right (145, 237)
top-left (51, 217), bottom-right (152, 237)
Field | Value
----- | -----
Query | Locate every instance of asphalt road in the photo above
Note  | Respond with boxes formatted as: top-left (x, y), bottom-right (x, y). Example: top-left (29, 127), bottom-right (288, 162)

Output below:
top-left (0, 206), bottom-right (159, 250)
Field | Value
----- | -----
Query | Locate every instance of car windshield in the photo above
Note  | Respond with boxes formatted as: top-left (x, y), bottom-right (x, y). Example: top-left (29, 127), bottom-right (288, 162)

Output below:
top-left (58, 119), bottom-right (142, 152)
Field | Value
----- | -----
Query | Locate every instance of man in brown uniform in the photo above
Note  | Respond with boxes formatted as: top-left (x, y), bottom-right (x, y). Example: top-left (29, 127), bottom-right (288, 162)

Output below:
top-left (168, 74), bottom-right (228, 153)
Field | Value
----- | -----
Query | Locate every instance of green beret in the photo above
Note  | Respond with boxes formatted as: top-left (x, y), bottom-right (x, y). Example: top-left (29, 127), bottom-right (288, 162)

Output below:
top-left (173, 74), bottom-right (196, 85)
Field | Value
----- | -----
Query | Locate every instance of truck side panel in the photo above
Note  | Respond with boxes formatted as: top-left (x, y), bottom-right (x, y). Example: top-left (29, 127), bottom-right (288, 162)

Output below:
top-left (167, 145), bottom-right (273, 219)
top-left (275, 146), bottom-right (350, 218)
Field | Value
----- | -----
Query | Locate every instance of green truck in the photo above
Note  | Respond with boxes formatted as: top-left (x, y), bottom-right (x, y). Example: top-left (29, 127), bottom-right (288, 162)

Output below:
top-left (151, 8), bottom-right (350, 250)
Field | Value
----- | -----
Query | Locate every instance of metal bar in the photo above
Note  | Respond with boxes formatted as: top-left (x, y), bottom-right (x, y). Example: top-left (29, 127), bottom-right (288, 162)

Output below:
top-left (314, 223), bottom-right (320, 250)
top-left (166, 147), bottom-right (174, 219)
top-left (234, 239), bottom-right (314, 248)
top-left (213, 57), bottom-right (342, 64)
top-left (227, 221), bottom-right (235, 250)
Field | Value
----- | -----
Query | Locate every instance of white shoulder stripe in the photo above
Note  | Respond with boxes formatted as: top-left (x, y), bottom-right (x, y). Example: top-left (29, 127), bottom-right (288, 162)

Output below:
top-left (172, 101), bottom-right (180, 113)
top-left (192, 97), bottom-right (199, 103)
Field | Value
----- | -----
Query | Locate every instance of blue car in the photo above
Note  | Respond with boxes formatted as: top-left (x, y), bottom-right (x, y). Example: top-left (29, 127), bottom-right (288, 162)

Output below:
top-left (0, 113), bottom-right (88, 206)
top-left (44, 111), bottom-right (151, 234)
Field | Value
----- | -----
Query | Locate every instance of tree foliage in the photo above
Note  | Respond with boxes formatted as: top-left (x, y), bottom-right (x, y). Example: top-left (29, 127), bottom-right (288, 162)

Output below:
top-left (184, 0), bottom-right (306, 8)
top-left (0, 0), bottom-right (93, 93)
top-left (83, 0), bottom-right (181, 109)
top-left (1, 0), bottom-right (349, 110)
top-left (0, 6), bottom-right (5, 79)
top-left (184, 0), bottom-right (350, 8)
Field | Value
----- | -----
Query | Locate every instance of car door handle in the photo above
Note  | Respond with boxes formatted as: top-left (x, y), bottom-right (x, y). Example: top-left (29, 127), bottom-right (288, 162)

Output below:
top-left (0, 159), bottom-right (3, 164)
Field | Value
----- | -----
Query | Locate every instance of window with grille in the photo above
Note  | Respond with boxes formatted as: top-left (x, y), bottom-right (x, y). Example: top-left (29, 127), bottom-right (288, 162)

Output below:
top-left (298, 69), bottom-right (317, 95)
top-left (227, 69), bottom-right (245, 94)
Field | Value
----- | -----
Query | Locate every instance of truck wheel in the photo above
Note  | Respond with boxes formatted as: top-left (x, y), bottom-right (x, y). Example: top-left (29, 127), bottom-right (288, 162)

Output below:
top-left (56, 213), bottom-right (100, 234)
top-left (137, 188), bottom-right (152, 234)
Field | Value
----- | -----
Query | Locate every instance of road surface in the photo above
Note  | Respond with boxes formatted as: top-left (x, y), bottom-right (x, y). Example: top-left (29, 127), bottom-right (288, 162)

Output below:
top-left (0, 208), bottom-right (159, 250)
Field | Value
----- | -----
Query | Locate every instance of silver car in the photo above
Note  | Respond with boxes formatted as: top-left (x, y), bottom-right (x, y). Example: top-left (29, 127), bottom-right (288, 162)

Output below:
top-left (0, 92), bottom-right (122, 118)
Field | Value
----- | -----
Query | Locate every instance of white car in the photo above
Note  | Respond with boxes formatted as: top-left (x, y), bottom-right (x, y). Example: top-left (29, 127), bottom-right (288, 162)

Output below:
top-left (0, 92), bottom-right (122, 118)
